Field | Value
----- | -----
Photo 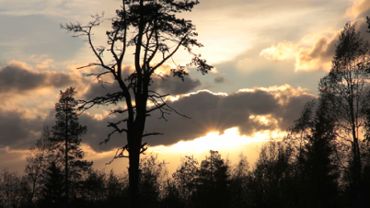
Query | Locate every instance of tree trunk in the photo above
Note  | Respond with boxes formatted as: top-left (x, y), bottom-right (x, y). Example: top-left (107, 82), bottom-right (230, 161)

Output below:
top-left (128, 150), bottom-right (140, 208)
top-left (127, 87), bottom-right (148, 208)
top-left (128, 129), bottom-right (143, 208)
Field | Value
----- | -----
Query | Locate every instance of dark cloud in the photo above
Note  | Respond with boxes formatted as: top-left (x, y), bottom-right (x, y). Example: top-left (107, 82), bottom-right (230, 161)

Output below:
top-left (304, 36), bottom-right (337, 61)
top-left (0, 110), bottom-right (42, 148)
top-left (83, 82), bottom-right (119, 101)
top-left (151, 76), bottom-right (201, 95)
top-left (0, 64), bottom-right (74, 93)
top-left (79, 115), bottom-right (123, 152)
top-left (0, 65), bottom-right (45, 92)
top-left (142, 87), bottom-right (314, 146)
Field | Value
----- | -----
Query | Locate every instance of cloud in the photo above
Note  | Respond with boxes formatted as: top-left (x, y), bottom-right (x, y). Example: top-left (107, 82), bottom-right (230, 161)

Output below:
top-left (0, 62), bottom-right (74, 93)
top-left (0, 110), bottom-right (42, 148)
top-left (254, 0), bottom-right (370, 73)
top-left (294, 17), bottom-right (370, 71)
top-left (258, 32), bottom-right (337, 72)
top-left (139, 85), bottom-right (314, 146)
top-left (258, 18), bottom-right (369, 73)
top-left (295, 34), bottom-right (337, 72)
top-left (151, 76), bottom-right (201, 95)
top-left (260, 42), bottom-right (297, 61)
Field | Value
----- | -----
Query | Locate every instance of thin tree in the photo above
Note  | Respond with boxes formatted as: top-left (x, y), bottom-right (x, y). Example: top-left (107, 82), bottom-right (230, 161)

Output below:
top-left (51, 87), bottom-right (92, 206)
top-left (62, 1), bottom-right (212, 207)
top-left (319, 23), bottom-right (369, 200)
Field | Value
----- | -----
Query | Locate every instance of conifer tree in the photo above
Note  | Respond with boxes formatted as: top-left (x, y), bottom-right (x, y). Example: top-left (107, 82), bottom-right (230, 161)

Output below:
top-left (51, 87), bottom-right (92, 205)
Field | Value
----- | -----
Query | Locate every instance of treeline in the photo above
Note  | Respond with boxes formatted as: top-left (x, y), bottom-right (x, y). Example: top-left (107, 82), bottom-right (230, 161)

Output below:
top-left (2, 135), bottom-right (370, 208)
top-left (1, 21), bottom-right (370, 208)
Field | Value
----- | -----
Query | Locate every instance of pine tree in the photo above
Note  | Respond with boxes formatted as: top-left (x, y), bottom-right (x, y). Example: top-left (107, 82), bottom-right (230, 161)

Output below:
top-left (51, 87), bottom-right (92, 205)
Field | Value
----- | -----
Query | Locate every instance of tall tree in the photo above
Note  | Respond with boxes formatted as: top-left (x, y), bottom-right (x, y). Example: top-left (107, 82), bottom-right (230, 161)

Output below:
top-left (51, 87), bottom-right (92, 206)
top-left (319, 22), bottom-right (369, 201)
top-left (63, 1), bottom-right (212, 206)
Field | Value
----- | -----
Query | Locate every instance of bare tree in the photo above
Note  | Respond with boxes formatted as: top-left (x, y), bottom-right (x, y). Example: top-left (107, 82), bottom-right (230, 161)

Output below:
top-left (62, 1), bottom-right (212, 207)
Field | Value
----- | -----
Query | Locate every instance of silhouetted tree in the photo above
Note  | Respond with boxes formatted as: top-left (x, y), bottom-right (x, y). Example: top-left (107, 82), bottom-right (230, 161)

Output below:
top-left (319, 22), bottom-right (369, 204)
top-left (62, 1), bottom-right (212, 206)
top-left (193, 150), bottom-right (230, 208)
top-left (51, 87), bottom-right (92, 206)
top-left (172, 155), bottom-right (199, 205)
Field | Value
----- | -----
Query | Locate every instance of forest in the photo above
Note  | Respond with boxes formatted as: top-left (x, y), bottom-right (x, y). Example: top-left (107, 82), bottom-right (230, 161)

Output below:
top-left (1, 0), bottom-right (370, 208)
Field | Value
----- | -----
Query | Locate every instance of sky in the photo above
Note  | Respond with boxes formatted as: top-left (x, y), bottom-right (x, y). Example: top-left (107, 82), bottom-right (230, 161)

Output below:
top-left (0, 0), bottom-right (369, 174)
